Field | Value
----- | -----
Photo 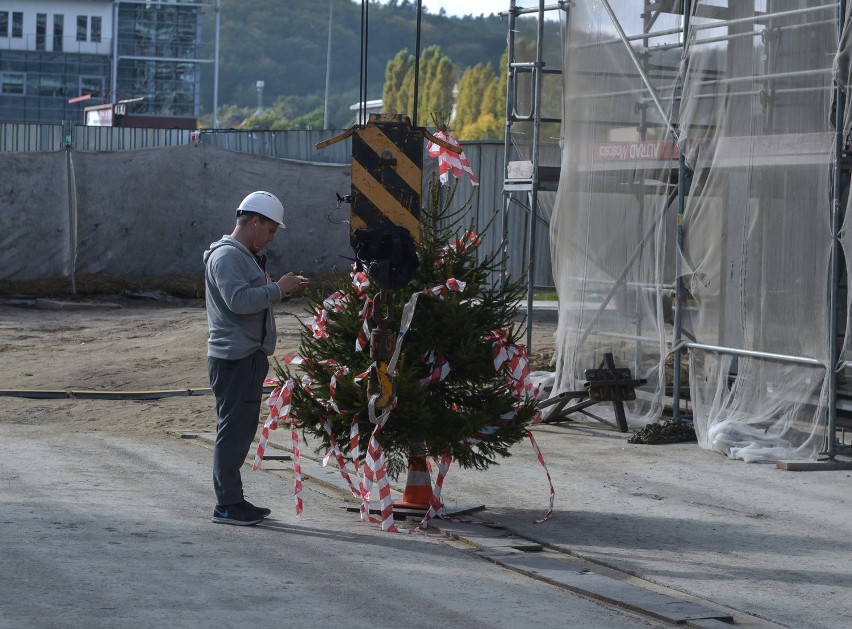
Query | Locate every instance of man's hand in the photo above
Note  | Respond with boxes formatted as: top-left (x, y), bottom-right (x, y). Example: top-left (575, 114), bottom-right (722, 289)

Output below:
top-left (277, 272), bottom-right (309, 298)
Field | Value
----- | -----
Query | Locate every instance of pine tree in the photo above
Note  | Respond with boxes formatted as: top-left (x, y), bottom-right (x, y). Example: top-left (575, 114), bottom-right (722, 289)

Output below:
top-left (276, 177), bottom-right (538, 480)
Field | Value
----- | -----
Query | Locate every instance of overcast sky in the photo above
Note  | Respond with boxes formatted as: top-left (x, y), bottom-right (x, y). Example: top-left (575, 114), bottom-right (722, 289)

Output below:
top-left (422, 1), bottom-right (505, 17)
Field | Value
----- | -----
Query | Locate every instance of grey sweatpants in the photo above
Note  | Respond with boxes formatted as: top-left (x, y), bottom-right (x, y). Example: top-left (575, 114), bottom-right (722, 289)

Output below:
top-left (208, 350), bottom-right (269, 506)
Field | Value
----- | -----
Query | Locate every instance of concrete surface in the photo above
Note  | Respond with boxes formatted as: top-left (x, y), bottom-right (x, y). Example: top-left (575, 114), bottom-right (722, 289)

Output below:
top-left (0, 423), bottom-right (673, 629)
top-left (253, 419), bottom-right (851, 629)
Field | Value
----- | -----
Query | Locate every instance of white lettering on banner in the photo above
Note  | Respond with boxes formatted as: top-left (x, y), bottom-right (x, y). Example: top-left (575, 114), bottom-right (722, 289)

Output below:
top-left (597, 144), bottom-right (628, 160)
top-left (590, 140), bottom-right (678, 162)
top-left (631, 142), bottom-right (658, 159)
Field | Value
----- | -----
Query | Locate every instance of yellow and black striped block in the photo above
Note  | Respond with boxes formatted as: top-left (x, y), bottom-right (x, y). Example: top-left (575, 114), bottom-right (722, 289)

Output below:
top-left (350, 114), bottom-right (422, 243)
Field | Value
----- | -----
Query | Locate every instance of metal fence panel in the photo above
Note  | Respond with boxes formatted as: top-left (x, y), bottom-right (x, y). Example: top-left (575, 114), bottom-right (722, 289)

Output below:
top-left (435, 141), bottom-right (555, 291)
top-left (73, 126), bottom-right (193, 152)
top-left (0, 124), bottom-right (554, 289)
top-left (0, 123), bottom-right (64, 153)
top-left (199, 129), bottom-right (351, 164)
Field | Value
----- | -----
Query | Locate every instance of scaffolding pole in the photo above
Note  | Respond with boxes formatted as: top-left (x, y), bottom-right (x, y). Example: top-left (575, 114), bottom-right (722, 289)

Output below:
top-left (500, 0), bottom-right (566, 353)
top-left (524, 0), bottom-right (546, 351)
top-left (673, 0), bottom-right (691, 421)
top-left (828, 0), bottom-right (847, 458)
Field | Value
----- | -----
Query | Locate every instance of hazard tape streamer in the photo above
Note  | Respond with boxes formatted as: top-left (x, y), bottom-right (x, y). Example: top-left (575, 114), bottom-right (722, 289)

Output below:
top-left (253, 270), bottom-right (553, 528)
top-left (426, 130), bottom-right (479, 186)
top-left (252, 379), bottom-right (303, 515)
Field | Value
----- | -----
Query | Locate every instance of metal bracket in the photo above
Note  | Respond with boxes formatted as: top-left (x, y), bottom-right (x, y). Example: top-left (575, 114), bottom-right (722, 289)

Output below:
top-left (538, 353), bottom-right (646, 432)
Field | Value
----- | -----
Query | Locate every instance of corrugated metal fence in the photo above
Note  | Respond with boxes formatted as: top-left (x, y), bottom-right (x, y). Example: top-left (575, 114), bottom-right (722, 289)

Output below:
top-left (0, 123), bottom-right (553, 289)
top-left (0, 124), bottom-right (351, 163)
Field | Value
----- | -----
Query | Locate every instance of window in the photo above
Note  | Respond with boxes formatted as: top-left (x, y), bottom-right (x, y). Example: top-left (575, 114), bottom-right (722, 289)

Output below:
top-left (36, 14), bottom-right (46, 51)
top-left (39, 74), bottom-right (64, 97)
top-left (80, 75), bottom-right (103, 97)
top-left (53, 14), bottom-right (64, 52)
top-left (12, 11), bottom-right (22, 38)
top-left (91, 16), bottom-right (101, 43)
top-left (0, 12), bottom-right (8, 38)
top-left (1, 72), bottom-right (25, 96)
top-left (77, 16), bottom-right (87, 42)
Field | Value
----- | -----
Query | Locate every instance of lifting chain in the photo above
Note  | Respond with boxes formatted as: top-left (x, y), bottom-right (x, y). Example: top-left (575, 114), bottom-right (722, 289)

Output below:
top-left (367, 289), bottom-right (396, 419)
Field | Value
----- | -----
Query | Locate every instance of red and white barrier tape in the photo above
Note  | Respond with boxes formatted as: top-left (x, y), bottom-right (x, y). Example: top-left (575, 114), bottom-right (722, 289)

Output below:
top-left (426, 130), bottom-right (480, 186)
top-left (291, 418), bottom-right (303, 515)
top-left (355, 298), bottom-right (372, 352)
top-left (419, 350), bottom-right (451, 387)
top-left (320, 418), bottom-right (378, 524)
top-left (252, 380), bottom-right (304, 516)
top-left (256, 274), bottom-right (555, 527)
top-left (525, 429), bottom-right (554, 523)
top-left (363, 409), bottom-right (399, 531)
top-left (252, 380), bottom-right (293, 470)
top-left (350, 416), bottom-right (373, 521)
top-left (437, 231), bottom-right (481, 268)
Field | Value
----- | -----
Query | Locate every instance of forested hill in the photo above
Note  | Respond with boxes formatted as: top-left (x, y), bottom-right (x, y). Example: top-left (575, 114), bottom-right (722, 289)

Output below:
top-left (201, 0), bottom-right (559, 127)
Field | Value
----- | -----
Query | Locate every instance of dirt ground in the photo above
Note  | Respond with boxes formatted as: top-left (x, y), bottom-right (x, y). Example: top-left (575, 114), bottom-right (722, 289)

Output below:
top-left (0, 296), bottom-right (557, 434)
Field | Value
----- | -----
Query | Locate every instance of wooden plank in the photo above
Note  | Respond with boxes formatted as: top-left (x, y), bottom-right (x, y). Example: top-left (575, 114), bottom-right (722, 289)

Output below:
top-left (776, 460), bottom-right (852, 471)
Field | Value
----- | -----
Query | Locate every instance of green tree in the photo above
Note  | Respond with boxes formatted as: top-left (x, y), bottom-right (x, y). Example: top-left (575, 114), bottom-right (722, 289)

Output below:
top-left (279, 178), bottom-right (537, 480)
top-left (492, 48), bottom-right (509, 119)
top-left (418, 46), bottom-right (457, 121)
top-left (383, 49), bottom-right (415, 115)
top-left (460, 112), bottom-right (503, 140)
top-left (454, 63), bottom-right (496, 132)
top-left (454, 49), bottom-right (509, 140)
top-left (239, 110), bottom-right (290, 130)
top-left (382, 45), bottom-right (458, 123)
top-left (289, 108), bottom-right (324, 130)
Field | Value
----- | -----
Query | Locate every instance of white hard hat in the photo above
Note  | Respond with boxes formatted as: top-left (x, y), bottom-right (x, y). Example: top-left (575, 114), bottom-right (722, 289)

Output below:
top-left (236, 191), bottom-right (285, 226)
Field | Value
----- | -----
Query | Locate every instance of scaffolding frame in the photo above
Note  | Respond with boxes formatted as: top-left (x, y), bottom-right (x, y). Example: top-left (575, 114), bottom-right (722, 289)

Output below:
top-left (509, 0), bottom-right (850, 457)
top-left (501, 1), bottom-right (567, 351)
top-left (110, 0), bottom-right (215, 118)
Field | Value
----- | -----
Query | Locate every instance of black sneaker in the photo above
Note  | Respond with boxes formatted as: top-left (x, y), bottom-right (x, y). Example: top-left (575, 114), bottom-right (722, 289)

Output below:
top-left (240, 499), bottom-right (271, 518)
top-left (212, 503), bottom-right (264, 526)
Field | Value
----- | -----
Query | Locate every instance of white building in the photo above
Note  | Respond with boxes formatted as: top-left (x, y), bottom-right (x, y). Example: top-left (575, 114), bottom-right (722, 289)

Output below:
top-left (0, 0), bottom-right (212, 126)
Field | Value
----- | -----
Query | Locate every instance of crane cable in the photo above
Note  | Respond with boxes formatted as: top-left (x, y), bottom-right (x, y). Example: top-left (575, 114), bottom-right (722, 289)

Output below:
top-left (358, 0), bottom-right (424, 125)
top-left (413, 0), bottom-right (423, 126)
top-left (359, 0), bottom-right (369, 125)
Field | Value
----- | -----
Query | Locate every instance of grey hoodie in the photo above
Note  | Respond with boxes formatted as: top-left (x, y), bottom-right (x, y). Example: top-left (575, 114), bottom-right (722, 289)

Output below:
top-left (203, 235), bottom-right (283, 359)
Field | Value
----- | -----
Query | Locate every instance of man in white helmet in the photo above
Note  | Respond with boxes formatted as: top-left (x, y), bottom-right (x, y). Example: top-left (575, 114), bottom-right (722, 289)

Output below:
top-left (203, 190), bottom-right (309, 526)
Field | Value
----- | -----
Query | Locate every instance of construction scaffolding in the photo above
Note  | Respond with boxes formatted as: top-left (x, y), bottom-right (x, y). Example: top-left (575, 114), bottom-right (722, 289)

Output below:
top-left (501, 2), bottom-right (564, 350)
top-left (113, 0), bottom-right (213, 119)
top-left (516, 0), bottom-right (852, 462)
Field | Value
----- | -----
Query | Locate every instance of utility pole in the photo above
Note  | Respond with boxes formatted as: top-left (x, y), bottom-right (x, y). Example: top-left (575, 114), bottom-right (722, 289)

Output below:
top-left (323, 0), bottom-right (333, 128)
top-left (213, 0), bottom-right (221, 128)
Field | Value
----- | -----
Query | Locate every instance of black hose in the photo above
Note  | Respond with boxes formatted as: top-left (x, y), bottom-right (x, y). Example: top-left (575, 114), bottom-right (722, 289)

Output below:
top-left (0, 385), bottom-right (278, 401)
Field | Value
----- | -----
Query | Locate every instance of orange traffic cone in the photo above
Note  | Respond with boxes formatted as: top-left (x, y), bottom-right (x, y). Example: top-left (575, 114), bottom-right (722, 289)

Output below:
top-left (393, 455), bottom-right (433, 511)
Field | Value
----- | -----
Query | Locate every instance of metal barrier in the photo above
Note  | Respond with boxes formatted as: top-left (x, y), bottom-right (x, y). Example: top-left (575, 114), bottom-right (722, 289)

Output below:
top-left (0, 123), bottom-right (555, 291)
top-left (0, 123), bottom-right (65, 153)
top-left (0, 124), bottom-right (351, 163)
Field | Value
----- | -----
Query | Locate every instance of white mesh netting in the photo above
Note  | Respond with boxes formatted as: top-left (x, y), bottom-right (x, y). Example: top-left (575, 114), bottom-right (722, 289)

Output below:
top-left (551, 1), bottom-right (843, 461)
top-left (551, 1), bottom-right (683, 428)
